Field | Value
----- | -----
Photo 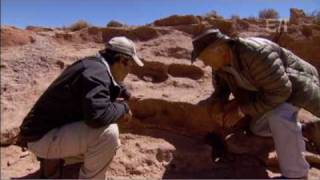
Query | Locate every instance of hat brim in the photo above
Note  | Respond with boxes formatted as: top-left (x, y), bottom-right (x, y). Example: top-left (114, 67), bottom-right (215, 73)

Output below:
top-left (191, 37), bottom-right (231, 63)
top-left (132, 55), bottom-right (144, 67)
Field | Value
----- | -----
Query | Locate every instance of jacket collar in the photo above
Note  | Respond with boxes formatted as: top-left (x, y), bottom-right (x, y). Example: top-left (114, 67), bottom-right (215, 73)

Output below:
top-left (219, 41), bottom-right (258, 91)
top-left (96, 53), bottom-right (120, 87)
top-left (230, 38), bottom-right (243, 71)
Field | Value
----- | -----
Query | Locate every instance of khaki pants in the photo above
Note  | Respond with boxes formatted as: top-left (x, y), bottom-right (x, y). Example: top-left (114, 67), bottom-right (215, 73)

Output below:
top-left (27, 122), bottom-right (120, 179)
top-left (250, 103), bottom-right (309, 178)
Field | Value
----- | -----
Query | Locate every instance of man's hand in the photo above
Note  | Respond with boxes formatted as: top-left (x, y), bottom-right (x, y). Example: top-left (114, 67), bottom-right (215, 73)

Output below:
top-left (207, 101), bottom-right (225, 127)
top-left (119, 88), bottom-right (132, 101)
top-left (222, 101), bottom-right (245, 128)
top-left (119, 110), bottom-right (132, 124)
top-left (129, 96), bottom-right (141, 102)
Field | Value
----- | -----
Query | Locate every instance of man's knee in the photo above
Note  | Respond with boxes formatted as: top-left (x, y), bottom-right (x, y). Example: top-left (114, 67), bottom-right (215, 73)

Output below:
top-left (267, 109), bottom-right (301, 133)
top-left (250, 103), bottom-right (300, 136)
top-left (99, 123), bottom-right (120, 150)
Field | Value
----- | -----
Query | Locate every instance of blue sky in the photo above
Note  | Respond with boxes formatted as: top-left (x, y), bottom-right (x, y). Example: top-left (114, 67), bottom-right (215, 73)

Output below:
top-left (1, 0), bottom-right (319, 28)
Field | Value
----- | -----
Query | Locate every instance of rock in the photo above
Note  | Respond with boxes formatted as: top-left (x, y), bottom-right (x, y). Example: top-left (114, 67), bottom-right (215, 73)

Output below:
top-left (55, 60), bottom-right (65, 69)
top-left (301, 25), bottom-right (313, 38)
top-left (278, 32), bottom-right (320, 70)
top-left (101, 26), bottom-right (162, 42)
top-left (26, 26), bottom-right (54, 32)
top-left (290, 8), bottom-right (306, 24)
top-left (174, 24), bottom-right (207, 35)
top-left (130, 26), bottom-right (159, 41)
top-left (55, 32), bottom-right (74, 41)
top-left (224, 131), bottom-right (274, 163)
top-left (154, 15), bottom-right (200, 26)
top-left (128, 99), bottom-right (224, 136)
top-left (243, 17), bottom-right (259, 25)
top-left (156, 144), bottom-right (174, 164)
top-left (235, 19), bottom-right (250, 30)
top-left (78, 26), bottom-right (104, 43)
top-left (101, 27), bottom-right (130, 42)
top-left (130, 61), bottom-right (169, 83)
top-left (0, 26), bottom-right (35, 47)
top-left (168, 64), bottom-right (204, 80)
top-left (2, 13), bottom-right (320, 179)
top-left (54, 27), bottom-right (104, 43)
top-left (0, 127), bottom-right (20, 146)
top-left (206, 18), bottom-right (234, 34)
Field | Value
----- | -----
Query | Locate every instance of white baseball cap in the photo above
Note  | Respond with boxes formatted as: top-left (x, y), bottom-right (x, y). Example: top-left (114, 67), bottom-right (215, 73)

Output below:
top-left (106, 36), bottom-right (144, 67)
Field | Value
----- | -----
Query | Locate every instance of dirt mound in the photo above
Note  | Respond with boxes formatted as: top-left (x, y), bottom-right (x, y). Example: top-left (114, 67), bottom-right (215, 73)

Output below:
top-left (1, 26), bottom-right (35, 47)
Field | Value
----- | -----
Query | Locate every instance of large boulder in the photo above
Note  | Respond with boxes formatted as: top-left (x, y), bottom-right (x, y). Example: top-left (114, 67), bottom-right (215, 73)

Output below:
top-left (206, 18), bottom-right (234, 35)
top-left (235, 19), bottom-right (250, 31)
top-left (278, 30), bottom-right (320, 70)
top-left (154, 15), bottom-right (200, 26)
top-left (102, 26), bottom-right (166, 42)
top-left (2, 14), bottom-right (320, 179)
top-left (130, 26), bottom-right (160, 41)
top-left (290, 8), bottom-right (307, 24)
top-left (174, 24), bottom-right (207, 36)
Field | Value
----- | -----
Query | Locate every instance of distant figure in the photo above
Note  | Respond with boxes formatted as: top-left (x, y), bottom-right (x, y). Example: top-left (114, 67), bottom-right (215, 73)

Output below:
top-left (17, 37), bottom-right (144, 179)
top-left (191, 29), bottom-right (320, 179)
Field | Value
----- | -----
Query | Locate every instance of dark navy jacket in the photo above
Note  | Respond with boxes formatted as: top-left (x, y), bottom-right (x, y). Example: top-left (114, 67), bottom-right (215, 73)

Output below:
top-left (19, 56), bottom-right (129, 142)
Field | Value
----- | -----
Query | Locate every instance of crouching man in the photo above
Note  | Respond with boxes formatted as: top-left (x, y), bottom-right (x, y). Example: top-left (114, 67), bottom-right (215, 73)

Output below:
top-left (17, 37), bottom-right (144, 179)
top-left (191, 29), bottom-right (320, 179)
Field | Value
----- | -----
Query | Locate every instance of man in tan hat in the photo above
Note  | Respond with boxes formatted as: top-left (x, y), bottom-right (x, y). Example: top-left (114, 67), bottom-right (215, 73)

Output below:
top-left (17, 36), bottom-right (144, 179)
top-left (192, 29), bottom-right (320, 179)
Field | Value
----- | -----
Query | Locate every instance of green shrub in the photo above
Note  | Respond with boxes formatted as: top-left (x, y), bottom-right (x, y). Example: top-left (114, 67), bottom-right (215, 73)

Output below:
top-left (203, 10), bottom-right (223, 19)
top-left (310, 10), bottom-right (320, 24)
top-left (106, 20), bottom-right (125, 27)
top-left (231, 15), bottom-right (240, 20)
top-left (69, 20), bottom-right (90, 31)
top-left (259, 9), bottom-right (279, 19)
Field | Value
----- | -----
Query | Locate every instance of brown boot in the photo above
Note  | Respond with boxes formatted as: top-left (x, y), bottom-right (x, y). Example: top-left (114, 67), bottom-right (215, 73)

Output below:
top-left (38, 158), bottom-right (64, 179)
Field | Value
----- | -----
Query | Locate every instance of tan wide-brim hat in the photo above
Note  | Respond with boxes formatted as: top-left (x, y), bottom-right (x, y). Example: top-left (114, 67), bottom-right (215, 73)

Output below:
top-left (191, 29), bottom-right (231, 62)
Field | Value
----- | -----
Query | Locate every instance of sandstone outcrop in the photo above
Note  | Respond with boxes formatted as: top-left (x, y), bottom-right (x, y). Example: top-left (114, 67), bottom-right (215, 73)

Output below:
top-left (154, 15), bottom-right (200, 26)
top-left (1, 26), bottom-right (35, 47)
top-left (1, 9), bottom-right (320, 179)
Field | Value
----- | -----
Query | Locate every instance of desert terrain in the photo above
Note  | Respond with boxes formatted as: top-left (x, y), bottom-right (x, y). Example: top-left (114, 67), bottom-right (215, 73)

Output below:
top-left (1, 8), bottom-right (320, 179)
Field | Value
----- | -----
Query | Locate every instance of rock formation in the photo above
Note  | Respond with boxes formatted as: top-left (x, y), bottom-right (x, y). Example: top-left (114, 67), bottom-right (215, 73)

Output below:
top-left (1, 9), bottom-right (320, 179)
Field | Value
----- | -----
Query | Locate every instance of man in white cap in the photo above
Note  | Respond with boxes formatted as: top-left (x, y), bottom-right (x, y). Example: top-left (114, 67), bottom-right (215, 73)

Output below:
top-left (17, 37), bottom-right (144, 179)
